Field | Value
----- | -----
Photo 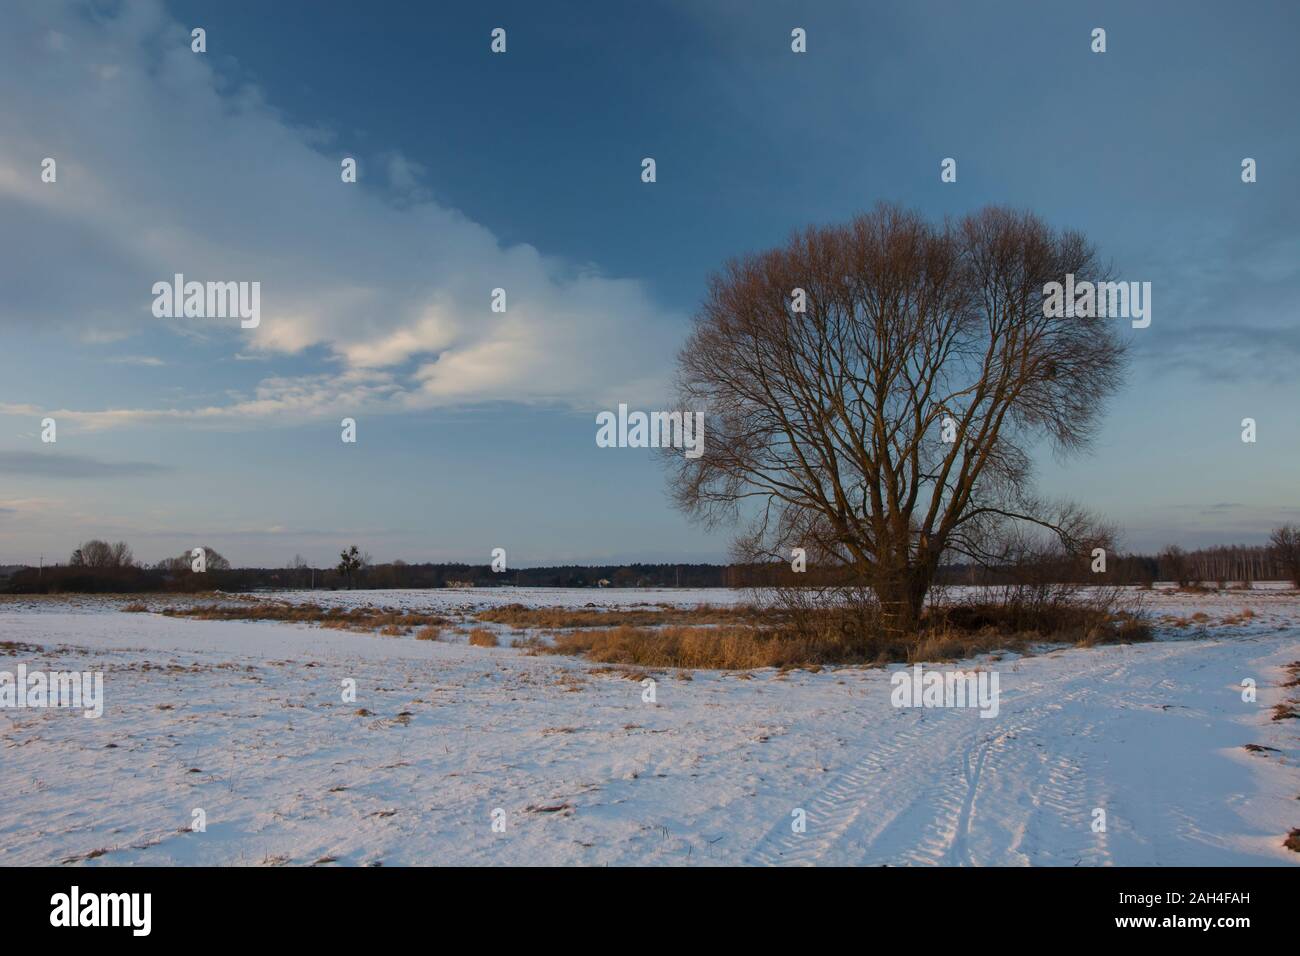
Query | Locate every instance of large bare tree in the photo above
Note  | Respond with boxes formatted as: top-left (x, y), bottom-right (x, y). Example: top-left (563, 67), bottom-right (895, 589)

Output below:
top-left (668, 204), bottom-right (1127, 630)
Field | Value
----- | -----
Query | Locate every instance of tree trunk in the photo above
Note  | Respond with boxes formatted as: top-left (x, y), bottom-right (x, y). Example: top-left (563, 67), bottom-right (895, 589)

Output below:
top-left (874, 565), bottom-right (934, 634)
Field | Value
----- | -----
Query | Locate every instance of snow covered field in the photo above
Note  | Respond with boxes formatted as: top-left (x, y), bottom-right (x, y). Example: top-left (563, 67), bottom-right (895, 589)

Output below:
top-left (2, 586), bottom-right (1297, 866)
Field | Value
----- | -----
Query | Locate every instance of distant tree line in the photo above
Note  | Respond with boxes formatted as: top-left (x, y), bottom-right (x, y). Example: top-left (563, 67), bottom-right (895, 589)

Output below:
top-left (1, 539), bottom-right (743, 593)
top-left (4, 540), bottom-right (237, 593)
top-left (4, 527), bottom-right (1298, 594)
top-left (1152, 529), bottom-right (1300, 588)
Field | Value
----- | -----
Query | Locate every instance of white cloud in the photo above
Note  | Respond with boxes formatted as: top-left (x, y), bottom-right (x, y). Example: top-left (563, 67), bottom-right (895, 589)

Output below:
top-left (2, 367), bottom-right (403, 431)
top-left (0, 0), bottom-right (681, 428)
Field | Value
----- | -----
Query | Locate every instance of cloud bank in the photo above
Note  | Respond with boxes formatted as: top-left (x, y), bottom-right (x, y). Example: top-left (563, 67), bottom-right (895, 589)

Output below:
top-left (0, 0), bottom-right (680, 428)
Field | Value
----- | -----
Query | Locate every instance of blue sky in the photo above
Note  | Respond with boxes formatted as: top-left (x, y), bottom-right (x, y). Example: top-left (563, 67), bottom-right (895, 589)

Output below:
top-left (1, 0), bottom-right (1297, 567)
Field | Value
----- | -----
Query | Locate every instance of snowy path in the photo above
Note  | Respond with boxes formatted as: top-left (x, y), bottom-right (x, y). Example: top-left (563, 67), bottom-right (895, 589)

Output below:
top-left (1, 589), bottom-right (1297, 866)
top-left (747, 636), bottom-right (1297, 865)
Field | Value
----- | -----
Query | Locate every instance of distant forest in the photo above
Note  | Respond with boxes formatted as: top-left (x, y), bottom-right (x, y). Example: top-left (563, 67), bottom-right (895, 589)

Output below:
top-left (2, 537), bottom-right (1297, 593)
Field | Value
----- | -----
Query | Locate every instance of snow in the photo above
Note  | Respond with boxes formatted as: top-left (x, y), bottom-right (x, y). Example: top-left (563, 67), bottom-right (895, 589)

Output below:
top-left (1, 586), bottom-right (1297, 866)
top-left (250, 585), bottom-right (755, 612)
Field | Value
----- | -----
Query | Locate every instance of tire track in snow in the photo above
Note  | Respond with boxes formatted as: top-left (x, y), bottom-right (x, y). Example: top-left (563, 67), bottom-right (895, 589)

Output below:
top-left (746, 646), bottom-right (1184, 866)
top-left (872, 693), bottom-right (1063, 866)
top-left (744, 708), bottom-right (960, 866)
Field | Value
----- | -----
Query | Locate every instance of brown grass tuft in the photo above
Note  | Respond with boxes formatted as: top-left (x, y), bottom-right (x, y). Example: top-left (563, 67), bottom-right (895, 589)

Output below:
top-left (467, 628), bottom-right (498, 648)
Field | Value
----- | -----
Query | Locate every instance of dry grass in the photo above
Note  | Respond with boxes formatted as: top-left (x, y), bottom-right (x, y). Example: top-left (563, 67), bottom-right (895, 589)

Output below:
top-left (473, 603), bottom-right (761, 629)
top-left (932, 602), bottom-right (1151, 645)
top-left (547, 624), bottom-right (1039, 670)
top-left (538, 601), bottom-right (1152, 671)
top-left (1, 591), bottom-right (235, 604)
top-left (1285, 829), bottom-right (1300, 853)
top-left (547, 624), bottom-right (885, 670)
top-left (1271, 703), bottom-right (1299, 721)
top-left (120, 589), bottom-right (1153, 672)
top-left (148, 601), bottom-right (448, 634)
top-left (1220, 608), bottom-right (1258, 626)
top-left (511, 633), bottom-right (547, 652)
top-left (554, 673), bottom-right (587, 692)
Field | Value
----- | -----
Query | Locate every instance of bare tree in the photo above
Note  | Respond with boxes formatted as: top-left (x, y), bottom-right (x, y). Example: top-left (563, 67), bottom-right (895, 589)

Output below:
top-left (338, 545), bottom-right (363, 589)
top-left (159, 546), bottom-right (230, 572)
top-left (79, 540), bottom-right (114, 567)
top-left (667, 204), bottom-right (1127, 631)
top-left (1269, 524), bottom-right (1300, 587)
top-left (1159, 545), bottom-right (1191, 588)
top-left (198, 546), bottom-right (231, 571)
top-left (69, 539), bottom-right (133, 568)
top-left (109, 541), bottom-right (134, 568)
